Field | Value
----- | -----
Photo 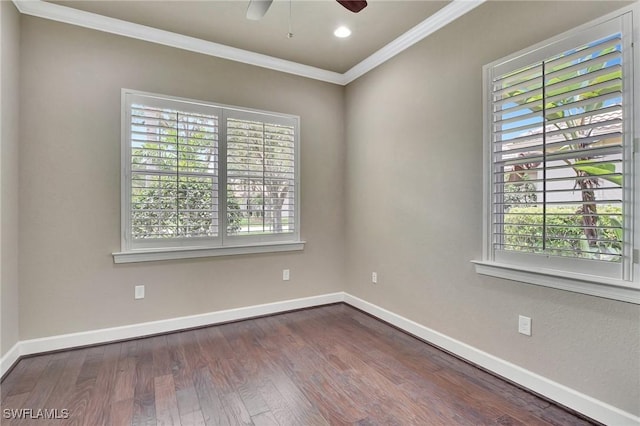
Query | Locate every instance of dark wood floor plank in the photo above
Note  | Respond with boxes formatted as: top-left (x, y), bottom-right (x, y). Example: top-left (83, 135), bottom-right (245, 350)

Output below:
top-left (109, 398), bottom-right (134, 426)
top-left (272, 341), bottom-right (365, 423)
top-left (431, 366), bottom-right (546, 425)
top-left (62, 373), bottom-right (96, 426)
top-left (192, 366), bottom-right (230, 426)
top-left (3, 355), bottom-right (52, 397)
top-left (112, 339), bottom-right (139, 403)
top-left (251, 410), bottom-right (279, 426)
top-left (209, 358), bottom-right (253, 425)
top-left (218, 320), bottom-right (259, 357)
top-left (131, 337), bottom-right (157, 426)
top-left (43, 348), bottom-right (87, 412)
top-left (83, 343), bottom-right (122, 426)
top-left (75, 346), bottom-right (106, 386)
top-left (217, 344), bottom-right (270, 417)
top-left (166, 332), bottom-right (190, 391)
top-left (175, 387), bottom-right (206, 426)
top-left (19, 352), bottom-right (69, 414)
top-left (219, 319), bottom-right (286, 421)
top-left (256, 377), bottom-right (328, 426)
top-left (0, 392), bottom-right (30, 426)
top-left (333, 342), bottom-right (449, 425)
top-left (253, 319), bottom-right (334, 424)
top-left (0, 304), bottom-right (598, 426)
top-left (231, 378), bottom-right (270, 418)
top-left (150, 335), bottom-right (172, 378)
top-left (168, 332), bottom-right (206, 425)
top-left (179, 328), bottom-right (208, 372)
top-left (154, 374), bottom-right (181, 426)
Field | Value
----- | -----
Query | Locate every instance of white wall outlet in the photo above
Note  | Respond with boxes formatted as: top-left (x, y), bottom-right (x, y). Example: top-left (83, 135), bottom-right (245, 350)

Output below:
top-left (372, 272), bottom-right (378, 284)
top-left (282, 269), bottom-right (290, 281)
top-left (134, 285), bottom-right (145, 300)
top-left (518, 315), bottom-right (532, 336)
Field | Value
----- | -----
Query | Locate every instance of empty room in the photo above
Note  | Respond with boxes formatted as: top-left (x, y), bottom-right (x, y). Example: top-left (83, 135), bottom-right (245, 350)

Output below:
top-left (1, 0), bottom-right (639, 424)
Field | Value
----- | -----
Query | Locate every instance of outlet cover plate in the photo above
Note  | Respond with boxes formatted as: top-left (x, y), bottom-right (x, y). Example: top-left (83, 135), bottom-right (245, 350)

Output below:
top-left (135, 285), bottom-right (145, 300)
top-left (518, 315), bottom-right (531, 336)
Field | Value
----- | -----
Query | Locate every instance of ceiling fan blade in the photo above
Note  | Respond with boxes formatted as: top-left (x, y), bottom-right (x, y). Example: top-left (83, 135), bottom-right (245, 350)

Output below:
top-left (337, 0), bottom-right (368, 13)
top-left (246, 0), bottom-right (274, 20)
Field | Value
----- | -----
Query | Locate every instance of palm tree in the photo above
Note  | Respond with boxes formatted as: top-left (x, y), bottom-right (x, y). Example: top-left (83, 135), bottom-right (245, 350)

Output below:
top-left (499, 35), bottom-right (623, 256)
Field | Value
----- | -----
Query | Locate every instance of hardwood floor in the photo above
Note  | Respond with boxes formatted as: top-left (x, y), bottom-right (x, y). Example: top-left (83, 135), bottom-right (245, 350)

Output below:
top-left (1, 304), bottom-right (595, 425)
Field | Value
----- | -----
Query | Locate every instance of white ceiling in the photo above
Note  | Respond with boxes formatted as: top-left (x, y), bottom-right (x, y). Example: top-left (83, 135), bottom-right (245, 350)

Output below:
top-left (47, 0), bottom-right (449, 73)
top-left (17, 0), bottom-right (484, 84)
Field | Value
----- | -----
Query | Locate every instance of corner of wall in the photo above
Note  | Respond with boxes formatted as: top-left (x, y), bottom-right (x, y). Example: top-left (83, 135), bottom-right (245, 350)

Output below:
top-left (0, 0), bottom-right (21, 360)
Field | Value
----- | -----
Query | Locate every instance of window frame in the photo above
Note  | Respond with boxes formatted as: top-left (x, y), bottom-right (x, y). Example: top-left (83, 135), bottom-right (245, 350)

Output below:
top-left (474, 5), bottom-right (640, 304)
top-left (113, 89), bottom-right (304, 263)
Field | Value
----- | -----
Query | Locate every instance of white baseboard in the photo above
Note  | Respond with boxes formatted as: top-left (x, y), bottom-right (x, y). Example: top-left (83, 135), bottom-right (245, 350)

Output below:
top-left (2, 291), bottom-right (637, 425)
top-left (1, 292), bottom-right (344, 378)
top-left (0, 342), bottom-right (21, 379)
top-left (343, 293), bottom-right (640, 426)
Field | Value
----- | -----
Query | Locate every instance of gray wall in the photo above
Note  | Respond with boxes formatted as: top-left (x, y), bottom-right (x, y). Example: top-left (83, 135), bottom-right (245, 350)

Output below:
top-left (344, 1), bottom-right (640, 415)
top-left (18, 16), bottom-right (346, 339)
top-left (1, 0), bottom-right (21, 359)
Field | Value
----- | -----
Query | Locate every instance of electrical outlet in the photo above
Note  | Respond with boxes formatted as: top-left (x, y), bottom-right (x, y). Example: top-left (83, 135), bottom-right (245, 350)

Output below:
top-left (135, 285), bottom-right (145, 300)
top-left (372, 272), bottom-right (378, 284)
top-left (283, 269), bottom-right (290, 281)
top-left (518, 315), bottom-right (531, 336)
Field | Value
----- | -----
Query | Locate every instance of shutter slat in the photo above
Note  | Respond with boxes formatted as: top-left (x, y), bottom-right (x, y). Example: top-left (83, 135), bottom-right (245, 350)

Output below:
top-left (545, 92), bottom-right (622, 117)
top-left (494, 109), bottom-right (542, 127)
top-left (546, 104), bottom-right (622, 127)
top-left (545, 50), bottom-right (621, 81)
top-left (546, 79), bottom-right (621, 105)
top-left (495, 144), bottom-right (622, 167)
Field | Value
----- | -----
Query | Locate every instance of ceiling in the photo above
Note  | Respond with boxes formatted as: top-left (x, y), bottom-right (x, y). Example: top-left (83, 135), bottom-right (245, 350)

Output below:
top-left (47, 0), bottom-right (450, 74)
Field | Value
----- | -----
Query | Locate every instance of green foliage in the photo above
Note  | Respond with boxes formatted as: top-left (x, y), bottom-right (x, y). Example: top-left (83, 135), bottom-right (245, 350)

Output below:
top-left (226, 196), bottom-right (242, 233)
top-left (503, 182), bottom-right (537, 209)
top-left (132, 180), bottom-right (242, 238)
top-left (572, 160), bottom-right (623, 186)
top-left (504, 205), bottom-right (622, 260)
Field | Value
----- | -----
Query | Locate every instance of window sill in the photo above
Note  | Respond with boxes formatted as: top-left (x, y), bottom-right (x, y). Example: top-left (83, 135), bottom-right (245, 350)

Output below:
top-left (113, 241), bottom-right (305, 264)
top-left (471, 260), bottom-right (640, 304)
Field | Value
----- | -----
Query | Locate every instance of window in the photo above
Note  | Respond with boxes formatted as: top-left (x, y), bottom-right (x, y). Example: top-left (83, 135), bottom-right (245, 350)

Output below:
top-left (114, 90), bottom-right (302, 262)
top-left (476, 8), bottom-right (639, 303)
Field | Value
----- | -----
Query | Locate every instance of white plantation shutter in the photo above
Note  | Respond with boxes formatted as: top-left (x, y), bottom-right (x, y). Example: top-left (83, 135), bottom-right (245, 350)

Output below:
top-left (122, 91), bottom-right (300, 252)
top-left (225, 112), bottom-right (297, 240)
top-left (486, 15), bottom-right (633, 280)
top-left (128, 97), bottom-right (220, 247)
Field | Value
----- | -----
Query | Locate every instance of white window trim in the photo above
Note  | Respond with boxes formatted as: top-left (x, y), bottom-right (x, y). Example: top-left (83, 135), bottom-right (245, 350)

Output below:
top-left (113, 89), bottom-right (304, 263)
top-left (474, 4), bottom-right (640, 305)
top-left (113, 241), bottom-right (305, 264)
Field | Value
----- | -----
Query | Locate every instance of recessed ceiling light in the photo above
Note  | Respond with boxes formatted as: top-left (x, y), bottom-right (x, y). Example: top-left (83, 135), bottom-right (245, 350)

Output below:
top-left (334, 26), bottom-right (352, 38)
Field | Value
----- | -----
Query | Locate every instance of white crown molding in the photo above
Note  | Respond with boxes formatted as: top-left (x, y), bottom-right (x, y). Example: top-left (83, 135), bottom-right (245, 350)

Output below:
top-left (343, 0), bottom-right (486, 84)
top-left (11, 0), bottom-right (346, 85)
top-left (11, 0), bottom-right (485, 86)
